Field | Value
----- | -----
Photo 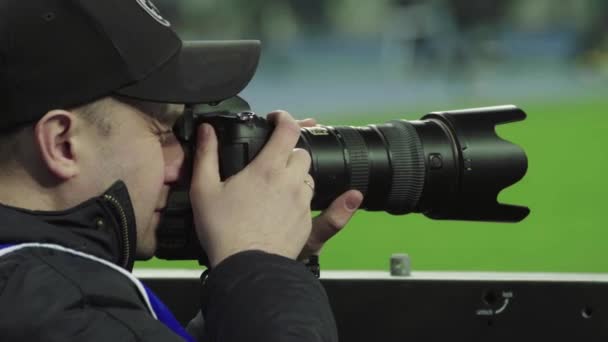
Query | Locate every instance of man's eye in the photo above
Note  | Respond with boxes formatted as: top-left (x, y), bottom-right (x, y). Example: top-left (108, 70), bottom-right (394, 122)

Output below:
top-left (156, 130), bottom-right (173, 144)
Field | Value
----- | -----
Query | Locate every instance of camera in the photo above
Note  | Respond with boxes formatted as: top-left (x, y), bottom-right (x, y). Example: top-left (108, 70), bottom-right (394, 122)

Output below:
top-left (156, 97), bottom-right (529, 265)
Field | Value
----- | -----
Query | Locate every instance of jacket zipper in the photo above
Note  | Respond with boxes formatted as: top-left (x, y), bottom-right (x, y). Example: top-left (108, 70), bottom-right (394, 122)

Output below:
top-left (103, 194), bottom-right (130, 268)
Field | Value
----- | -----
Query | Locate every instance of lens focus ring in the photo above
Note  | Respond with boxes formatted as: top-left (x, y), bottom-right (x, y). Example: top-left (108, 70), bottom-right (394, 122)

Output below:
top-left (379, 121), bottom-right (426, 214)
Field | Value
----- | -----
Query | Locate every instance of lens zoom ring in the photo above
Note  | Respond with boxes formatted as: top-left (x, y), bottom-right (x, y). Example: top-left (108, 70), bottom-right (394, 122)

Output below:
top-left (335, 127), bottom-right (369, 196)
top-left (379, 121), bottom-right (426, 214)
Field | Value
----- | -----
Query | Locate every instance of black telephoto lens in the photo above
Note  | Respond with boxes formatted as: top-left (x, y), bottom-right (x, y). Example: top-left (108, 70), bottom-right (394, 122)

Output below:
top-left (301, 105), bottom-right (529, 222)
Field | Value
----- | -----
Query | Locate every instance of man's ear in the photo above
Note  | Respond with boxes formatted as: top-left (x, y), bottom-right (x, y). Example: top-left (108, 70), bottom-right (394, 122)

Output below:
top-left (34, 110), bottom-right (81, 180)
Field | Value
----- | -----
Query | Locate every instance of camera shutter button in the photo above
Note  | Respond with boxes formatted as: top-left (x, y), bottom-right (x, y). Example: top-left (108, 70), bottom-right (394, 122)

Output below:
top-left (237, 111), bottom-right (256, 121)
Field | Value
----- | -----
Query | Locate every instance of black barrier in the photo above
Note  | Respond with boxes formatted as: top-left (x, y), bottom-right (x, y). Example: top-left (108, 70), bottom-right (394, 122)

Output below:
top-left (140, 272), bottom-right (608, 341)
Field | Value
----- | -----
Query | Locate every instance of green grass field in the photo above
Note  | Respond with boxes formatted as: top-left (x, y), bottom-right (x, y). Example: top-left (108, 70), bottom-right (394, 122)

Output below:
top-left (136, 97), bottom-right (608, 273)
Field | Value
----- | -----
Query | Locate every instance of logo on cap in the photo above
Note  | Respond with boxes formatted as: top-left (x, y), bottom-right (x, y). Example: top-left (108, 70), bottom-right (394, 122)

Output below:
top-left (136, 0), bottom-right (171, 27)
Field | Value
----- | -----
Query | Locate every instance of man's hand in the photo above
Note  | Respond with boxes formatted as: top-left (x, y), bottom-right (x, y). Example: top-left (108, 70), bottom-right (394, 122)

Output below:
top-left (190, 111), bottom-right (315, 268)
top-left (296, 119), bottom-right (364, 261)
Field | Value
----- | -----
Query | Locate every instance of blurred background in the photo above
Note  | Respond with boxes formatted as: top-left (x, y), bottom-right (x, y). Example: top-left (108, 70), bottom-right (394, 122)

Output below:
top-left (138, 0), bottom-right (608, 273)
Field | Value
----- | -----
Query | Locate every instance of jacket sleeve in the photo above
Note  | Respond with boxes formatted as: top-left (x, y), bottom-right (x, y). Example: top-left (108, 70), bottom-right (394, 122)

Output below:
top-left (198, 251), bottom-right (339, 342)
top-left (34, 304), bottom-right (190, 342)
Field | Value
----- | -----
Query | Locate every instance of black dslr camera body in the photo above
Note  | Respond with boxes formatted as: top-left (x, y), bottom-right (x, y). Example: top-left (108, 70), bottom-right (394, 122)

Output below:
top-left (156, 97), bottom-right (529, 265)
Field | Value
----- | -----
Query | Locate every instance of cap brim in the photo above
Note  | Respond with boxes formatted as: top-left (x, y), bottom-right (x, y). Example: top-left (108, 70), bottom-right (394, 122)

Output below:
top-left (115, 40), bottom-right (260, 104)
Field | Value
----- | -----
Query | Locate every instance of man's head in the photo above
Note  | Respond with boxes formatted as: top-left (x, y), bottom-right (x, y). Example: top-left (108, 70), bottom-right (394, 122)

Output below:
top-left (0, 0), bottom-right (261, 258)
top-left (0, 97), bottom-right (184, 258)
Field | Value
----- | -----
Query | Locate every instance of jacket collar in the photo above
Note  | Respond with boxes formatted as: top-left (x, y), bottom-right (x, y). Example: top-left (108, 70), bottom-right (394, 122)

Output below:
top-left (0, 181), bottom-right (138, 270)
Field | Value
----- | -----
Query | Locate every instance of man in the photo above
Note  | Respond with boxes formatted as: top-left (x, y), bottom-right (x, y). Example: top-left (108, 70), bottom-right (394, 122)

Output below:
top-left (0, 0), bottom-right (363, 341)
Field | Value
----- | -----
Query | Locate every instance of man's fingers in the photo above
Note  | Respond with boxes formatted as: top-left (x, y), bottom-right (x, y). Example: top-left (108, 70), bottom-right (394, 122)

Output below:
top-left (191, 124), bottom-right (221, 193)
top-left (286, 148), bottom-right (312, 178)
top-left (251, 111), bottom-right (301, 170)
top-left (297, 118), bottom-right (317, 128)
top-left (310, 190), bottom-right (363, 246)
top-left (299, 190), bottom-right (363, 260)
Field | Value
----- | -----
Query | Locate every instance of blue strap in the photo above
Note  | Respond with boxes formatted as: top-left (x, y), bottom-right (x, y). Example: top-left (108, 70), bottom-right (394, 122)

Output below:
top-left (0, 243), bottom-right (194, 342)
top-left (144, 284), bottom-right (195, 342)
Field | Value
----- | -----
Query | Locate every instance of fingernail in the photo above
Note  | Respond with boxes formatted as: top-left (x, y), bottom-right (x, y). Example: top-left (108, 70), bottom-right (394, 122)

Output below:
top-left (201, 124), bottom-right (210, 139)
top-left (346, 196), bottom-right (361, 211)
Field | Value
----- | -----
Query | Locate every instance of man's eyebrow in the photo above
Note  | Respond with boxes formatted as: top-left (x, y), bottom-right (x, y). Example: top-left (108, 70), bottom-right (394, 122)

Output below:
top-left (115, 96), bottom-right (184, 127)
top-left (156, 104), bottom-right (184, 127)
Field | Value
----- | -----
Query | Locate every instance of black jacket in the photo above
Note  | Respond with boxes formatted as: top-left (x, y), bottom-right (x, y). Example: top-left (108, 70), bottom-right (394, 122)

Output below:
top-left (0, 182), bottom-right (338, 341)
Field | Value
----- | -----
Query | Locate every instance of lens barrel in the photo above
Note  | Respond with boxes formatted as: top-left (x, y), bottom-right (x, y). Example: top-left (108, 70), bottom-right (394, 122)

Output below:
top-left (300, 105), bottom-right (529, 222)
top-left (300, 122), bottom-right (427, 215)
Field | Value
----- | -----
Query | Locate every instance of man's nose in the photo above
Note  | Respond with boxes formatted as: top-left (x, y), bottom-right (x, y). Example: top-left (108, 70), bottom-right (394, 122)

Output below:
top-left (164, 140), bottom-right (185, 183)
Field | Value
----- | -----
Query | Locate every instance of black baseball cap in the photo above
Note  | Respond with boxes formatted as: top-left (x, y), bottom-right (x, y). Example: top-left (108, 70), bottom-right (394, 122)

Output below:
top-left (0, 0), bottom-right (261, 130)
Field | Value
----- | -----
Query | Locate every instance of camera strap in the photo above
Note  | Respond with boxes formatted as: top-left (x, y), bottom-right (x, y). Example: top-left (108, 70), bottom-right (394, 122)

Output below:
top-left (0, 243), bottom-right (195, 342)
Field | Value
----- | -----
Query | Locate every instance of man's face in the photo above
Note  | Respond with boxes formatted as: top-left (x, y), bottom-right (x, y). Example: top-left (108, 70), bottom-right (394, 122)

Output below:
top-left (84, 98), bottom-right (184, 259)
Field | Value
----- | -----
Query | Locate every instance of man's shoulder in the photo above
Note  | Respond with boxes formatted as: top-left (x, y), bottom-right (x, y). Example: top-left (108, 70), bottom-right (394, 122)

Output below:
top-left (0, 248), bottom-right (183, 342)
top-left (0, 246), bottom-right (147, 314)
